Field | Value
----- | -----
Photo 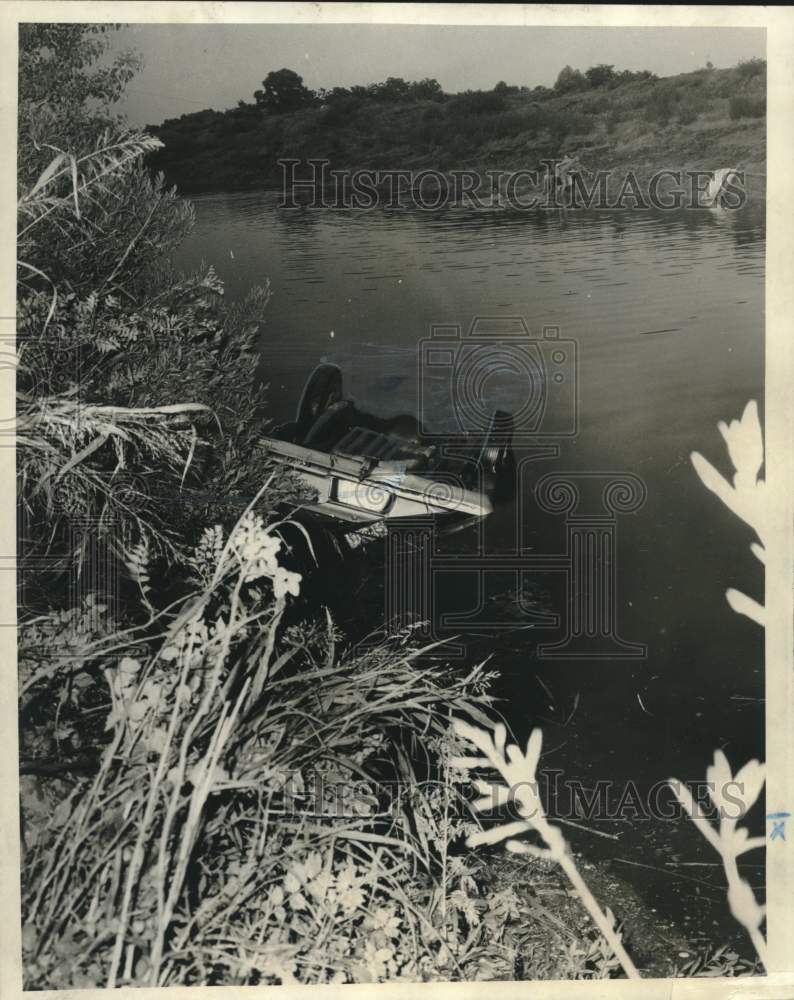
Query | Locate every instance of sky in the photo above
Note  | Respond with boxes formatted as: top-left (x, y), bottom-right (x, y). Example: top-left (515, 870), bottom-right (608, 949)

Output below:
top-left (109, 24), bottom-right (766, 126)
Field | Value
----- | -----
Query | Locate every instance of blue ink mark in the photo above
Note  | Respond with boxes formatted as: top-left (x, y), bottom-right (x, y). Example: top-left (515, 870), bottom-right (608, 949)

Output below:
top-left (767, 812), bottom-right (790, 841)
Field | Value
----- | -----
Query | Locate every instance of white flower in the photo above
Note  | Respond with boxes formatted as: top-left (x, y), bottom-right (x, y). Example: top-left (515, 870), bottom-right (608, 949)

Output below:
top-left (718, 400), bottom-right (763, 490)
top-left (273, 565), bottom-right (301, 600)
top-left (230, 512), bottom-right (283, 582)
top-left (691, 399), bottom-right (767, 553)
top-left (706, 749), bottom-right (765, 820)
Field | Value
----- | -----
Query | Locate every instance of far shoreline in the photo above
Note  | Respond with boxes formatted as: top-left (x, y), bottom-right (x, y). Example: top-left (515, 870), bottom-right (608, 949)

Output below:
top-left (147, 61), bottom-right (767, 205)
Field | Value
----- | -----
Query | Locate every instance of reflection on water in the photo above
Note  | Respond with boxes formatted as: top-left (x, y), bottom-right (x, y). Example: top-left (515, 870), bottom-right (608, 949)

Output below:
top-left (176, 195), bottom-right (765, 936)
top-left (178, 194), bottom-right (763, 430)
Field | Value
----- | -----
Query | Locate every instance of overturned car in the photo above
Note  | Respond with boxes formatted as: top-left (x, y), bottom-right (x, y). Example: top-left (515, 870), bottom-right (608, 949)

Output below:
top-left (257, 363), bottom-right (515, 556)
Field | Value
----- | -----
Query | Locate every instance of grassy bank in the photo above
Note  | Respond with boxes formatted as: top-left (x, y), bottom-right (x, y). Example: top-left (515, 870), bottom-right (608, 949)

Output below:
top-left (148, 61), bottom-right (766, 195)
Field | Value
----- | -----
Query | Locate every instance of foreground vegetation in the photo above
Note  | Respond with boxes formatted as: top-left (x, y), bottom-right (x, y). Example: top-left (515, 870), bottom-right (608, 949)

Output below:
top-left (148, 60), bottom-right (766, 194)
top-left (15, 25), bottom-right (630, 988)
top-left (17, 26), bottom-right (766, 988)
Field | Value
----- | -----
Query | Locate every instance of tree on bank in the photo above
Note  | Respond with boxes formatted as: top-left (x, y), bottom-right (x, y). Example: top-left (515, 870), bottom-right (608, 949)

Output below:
top-left (554, 64), bottom-right (587, 93)
top-left (584, 63), bottom-right (616, 88)
top-left (254, 68), bottom-right (316, 113)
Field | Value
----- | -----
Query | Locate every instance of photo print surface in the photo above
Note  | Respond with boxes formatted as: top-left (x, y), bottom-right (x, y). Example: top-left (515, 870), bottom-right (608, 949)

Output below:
top-left (8, 8), bottom-right (789, 993)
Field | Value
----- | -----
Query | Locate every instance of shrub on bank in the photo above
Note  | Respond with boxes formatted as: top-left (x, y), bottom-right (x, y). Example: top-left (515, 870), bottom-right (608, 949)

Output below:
top-left (447, 90), bottom-right (509, 116)
top-left (645, 82), bottom-right (680, 122)
top-left (736, 58), bottom-right (766, 81)
top-left (729, 94), bottom-right (766, 120)
top-left (677, 96), bottom-right (700, 125)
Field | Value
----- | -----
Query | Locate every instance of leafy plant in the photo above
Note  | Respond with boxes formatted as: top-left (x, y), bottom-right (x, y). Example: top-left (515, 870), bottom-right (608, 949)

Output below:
top-left (20, 494), bottom-right (495, 987)
top-left (449, 719), bottom-right (639, 978)
top-left (675, 943), bottom-right (762, 977)
top-left (669, 750), bottom-right (766, 964)
top-left (690, 401), bottom-right (766, 624)
top-left (671, 400), bottom-right (767, 966)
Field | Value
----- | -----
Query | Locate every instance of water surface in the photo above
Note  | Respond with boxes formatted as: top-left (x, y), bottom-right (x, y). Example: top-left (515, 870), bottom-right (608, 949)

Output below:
top-left (176, 193), bottom-right (765, 952)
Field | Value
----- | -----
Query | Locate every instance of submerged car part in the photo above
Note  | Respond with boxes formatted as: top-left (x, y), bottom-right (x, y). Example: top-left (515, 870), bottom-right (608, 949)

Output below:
top-left (259, 363), bottom-right (515, 553)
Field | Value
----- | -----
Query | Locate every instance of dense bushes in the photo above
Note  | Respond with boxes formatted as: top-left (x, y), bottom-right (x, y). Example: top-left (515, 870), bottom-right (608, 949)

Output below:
top-left (729, 94), bottom-right (766, 120)
top-left (249, 69), bottom-right (447, 113)
top-left (677, 97), bottom-right (700, 125)
top-left (585, 64), bottom-right (618, 89)
top-left (641, 61), bottom-right (764, 126)
top-left (147, 59), bottom-right (764, 194)
top-left (321, 76), bottom-right (445, 105)
top-left (556, 63), bottom-right (656, 94)
top-left (736, 58), bottom-right (766, 81)
top-left (448, 89), bottom-right (508, 116)
top-left (645, 82), bottom-right (681, 123)
top-left (643, 83), bottom-right (703, 125)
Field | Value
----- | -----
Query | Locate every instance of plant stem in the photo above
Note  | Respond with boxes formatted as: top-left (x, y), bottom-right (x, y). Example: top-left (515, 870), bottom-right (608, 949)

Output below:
top-left (748, 926), bottom-right (768, 968)
top-left (723, 852), bottom-right (767, 967)
top-left (557, 851), bottom-right (640, 979)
